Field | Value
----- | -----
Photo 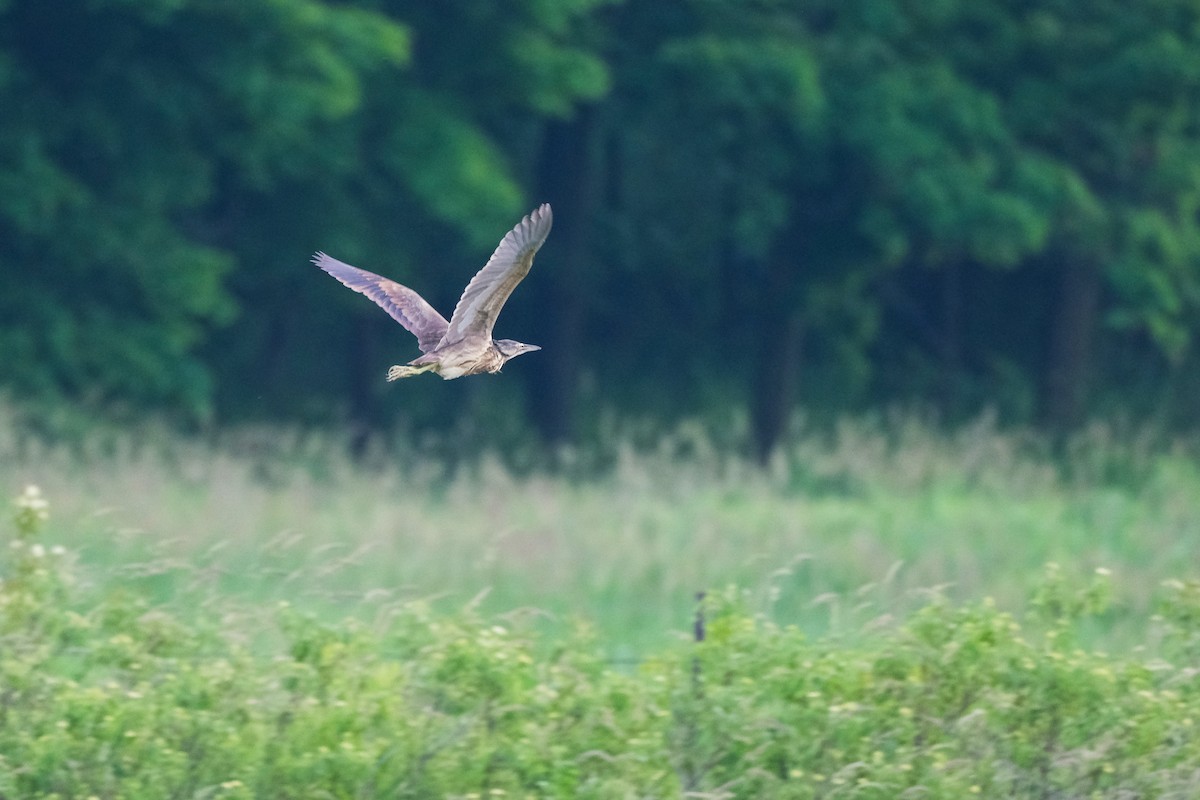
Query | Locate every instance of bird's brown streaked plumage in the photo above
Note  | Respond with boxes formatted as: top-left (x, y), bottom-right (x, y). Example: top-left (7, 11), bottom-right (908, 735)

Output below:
top-left (311, 252), bottom-right (450, 353)
top-left (313, 203), bottom-right (552, 381)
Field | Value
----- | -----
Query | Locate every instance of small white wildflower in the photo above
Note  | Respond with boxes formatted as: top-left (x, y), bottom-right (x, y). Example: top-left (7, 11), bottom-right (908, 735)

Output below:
top-left (1095, 567), bottom-right (1112, 577)
top-left (30, 544), bottom-right (45, 558)
top-left (17, 485), bottom-right (50, 519)
top-left (51, 545), bottom-right (66, 556)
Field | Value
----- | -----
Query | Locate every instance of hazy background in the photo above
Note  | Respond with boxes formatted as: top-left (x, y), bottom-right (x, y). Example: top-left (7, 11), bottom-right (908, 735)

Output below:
top-left (3, 0), bottom-right (1200, 458)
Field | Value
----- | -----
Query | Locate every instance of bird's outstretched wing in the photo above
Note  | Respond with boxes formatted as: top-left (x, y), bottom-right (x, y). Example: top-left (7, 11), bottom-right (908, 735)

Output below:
top-left (442, 204), bottom-right (552, 345)
top-left (313, 252), bottom-right (449, 353)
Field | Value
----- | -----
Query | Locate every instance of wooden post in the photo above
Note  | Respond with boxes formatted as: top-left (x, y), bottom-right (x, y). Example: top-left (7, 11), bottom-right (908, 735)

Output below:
top-left (691, 590), bottom-right (706, 700)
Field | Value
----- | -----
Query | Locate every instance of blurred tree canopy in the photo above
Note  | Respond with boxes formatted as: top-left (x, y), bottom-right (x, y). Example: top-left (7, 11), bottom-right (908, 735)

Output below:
top-left (2, 0), bottom-right (1199, 458)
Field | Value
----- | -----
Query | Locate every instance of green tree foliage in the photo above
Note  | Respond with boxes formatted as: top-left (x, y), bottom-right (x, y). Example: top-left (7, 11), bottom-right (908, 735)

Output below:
top-left (926, 1), bottom-right (1200, 425)
top-left (580, 0), bottom-right (1070, 453)
top-left (2, 0), bottom-right (1200, 449)
top-left (590, 0), bottom-right (1200, 449)
top-left (200, 0), bottom-right (610, 434)
top-left (0, 0), bottom-right (408, 417)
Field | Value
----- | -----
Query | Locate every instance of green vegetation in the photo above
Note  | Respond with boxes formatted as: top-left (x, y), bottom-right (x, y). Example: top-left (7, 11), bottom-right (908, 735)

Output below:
top-left (7, 1), bottom-right (1200, 789)
top-left (4, 0), bottom-right (1200, 457)
top-left (5, 482), bottom-right (1200, 798)
top-left (5, 402), bottom-right (1200, 655)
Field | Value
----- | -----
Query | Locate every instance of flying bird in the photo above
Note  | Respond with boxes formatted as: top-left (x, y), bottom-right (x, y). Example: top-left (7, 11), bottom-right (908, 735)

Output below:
top-left (313, 204), bottom-right (551, 381)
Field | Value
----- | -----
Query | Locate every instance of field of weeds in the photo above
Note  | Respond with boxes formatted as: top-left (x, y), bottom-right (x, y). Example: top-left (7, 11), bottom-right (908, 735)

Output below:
top-left (4, 405), bottom-right (1199, 655)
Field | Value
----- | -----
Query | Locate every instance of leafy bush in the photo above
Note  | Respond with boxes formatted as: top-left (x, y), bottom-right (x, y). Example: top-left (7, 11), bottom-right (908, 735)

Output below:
top-left (3, 488), bottom-right (1200, 798)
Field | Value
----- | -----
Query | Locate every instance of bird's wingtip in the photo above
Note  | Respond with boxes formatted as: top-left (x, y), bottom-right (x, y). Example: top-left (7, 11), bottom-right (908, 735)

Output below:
top-left (528, 203), bottom-right (552, 231)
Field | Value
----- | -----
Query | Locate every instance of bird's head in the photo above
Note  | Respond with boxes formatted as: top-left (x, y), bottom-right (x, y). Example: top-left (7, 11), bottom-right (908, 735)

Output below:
top-left (495, 339), bottom-right (542, 362)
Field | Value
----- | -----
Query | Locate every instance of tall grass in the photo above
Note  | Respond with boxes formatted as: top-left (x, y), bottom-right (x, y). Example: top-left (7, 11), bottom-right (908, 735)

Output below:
top-left (2, 401), bottom-right (1198, 654)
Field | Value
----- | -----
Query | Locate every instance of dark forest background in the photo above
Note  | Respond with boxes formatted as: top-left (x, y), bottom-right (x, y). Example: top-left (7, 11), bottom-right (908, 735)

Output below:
top-left (3, 0), bottom-right (1200, 461)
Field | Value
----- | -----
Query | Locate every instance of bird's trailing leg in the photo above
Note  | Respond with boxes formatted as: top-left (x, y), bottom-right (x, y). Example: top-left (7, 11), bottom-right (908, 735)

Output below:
top-left (386, 363), bottom-right (436, 381)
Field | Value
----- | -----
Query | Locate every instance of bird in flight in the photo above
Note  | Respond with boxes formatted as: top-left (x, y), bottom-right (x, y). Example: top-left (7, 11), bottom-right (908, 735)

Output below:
top-left (314, 204), bottom-right (551, 381)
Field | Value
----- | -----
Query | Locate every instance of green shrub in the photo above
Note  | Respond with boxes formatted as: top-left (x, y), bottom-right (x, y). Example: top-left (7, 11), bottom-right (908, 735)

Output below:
top-left (3, 488), bottom-right (1200, 798)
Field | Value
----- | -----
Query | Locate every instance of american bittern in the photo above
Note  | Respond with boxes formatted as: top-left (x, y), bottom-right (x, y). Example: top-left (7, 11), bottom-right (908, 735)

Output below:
top-left (314, 204), bottom-right (551, 381)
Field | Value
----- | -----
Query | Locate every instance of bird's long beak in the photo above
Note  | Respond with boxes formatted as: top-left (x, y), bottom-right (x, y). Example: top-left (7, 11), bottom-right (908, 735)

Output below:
top-left (525, 344), bottom-right (542, 352)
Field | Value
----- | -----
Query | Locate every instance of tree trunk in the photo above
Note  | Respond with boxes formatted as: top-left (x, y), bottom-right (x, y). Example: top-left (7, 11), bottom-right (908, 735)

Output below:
top-left (752, 308), bottom-right (805, 465)
top-left (751, 252), bottom-right (805, 465)
top-left (530, 105), bottom-right (600, 444)
top-left (939, 261), bottom-right (965, 417)
top-left (1042, 258), bottom-right (1101, 429)
top-left (347, 315), bottom-right (380, 457)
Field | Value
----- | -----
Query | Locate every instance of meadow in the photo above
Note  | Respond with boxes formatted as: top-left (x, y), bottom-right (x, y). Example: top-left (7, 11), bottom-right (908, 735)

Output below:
top-left (4, 404), bottom-right (1200, 654)
top-left (5, 405), bottom-right (1200, 797)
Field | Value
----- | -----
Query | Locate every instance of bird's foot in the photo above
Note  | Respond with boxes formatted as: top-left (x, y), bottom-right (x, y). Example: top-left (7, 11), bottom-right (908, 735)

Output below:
top-left (386, 364), bottom-right (432, 381)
